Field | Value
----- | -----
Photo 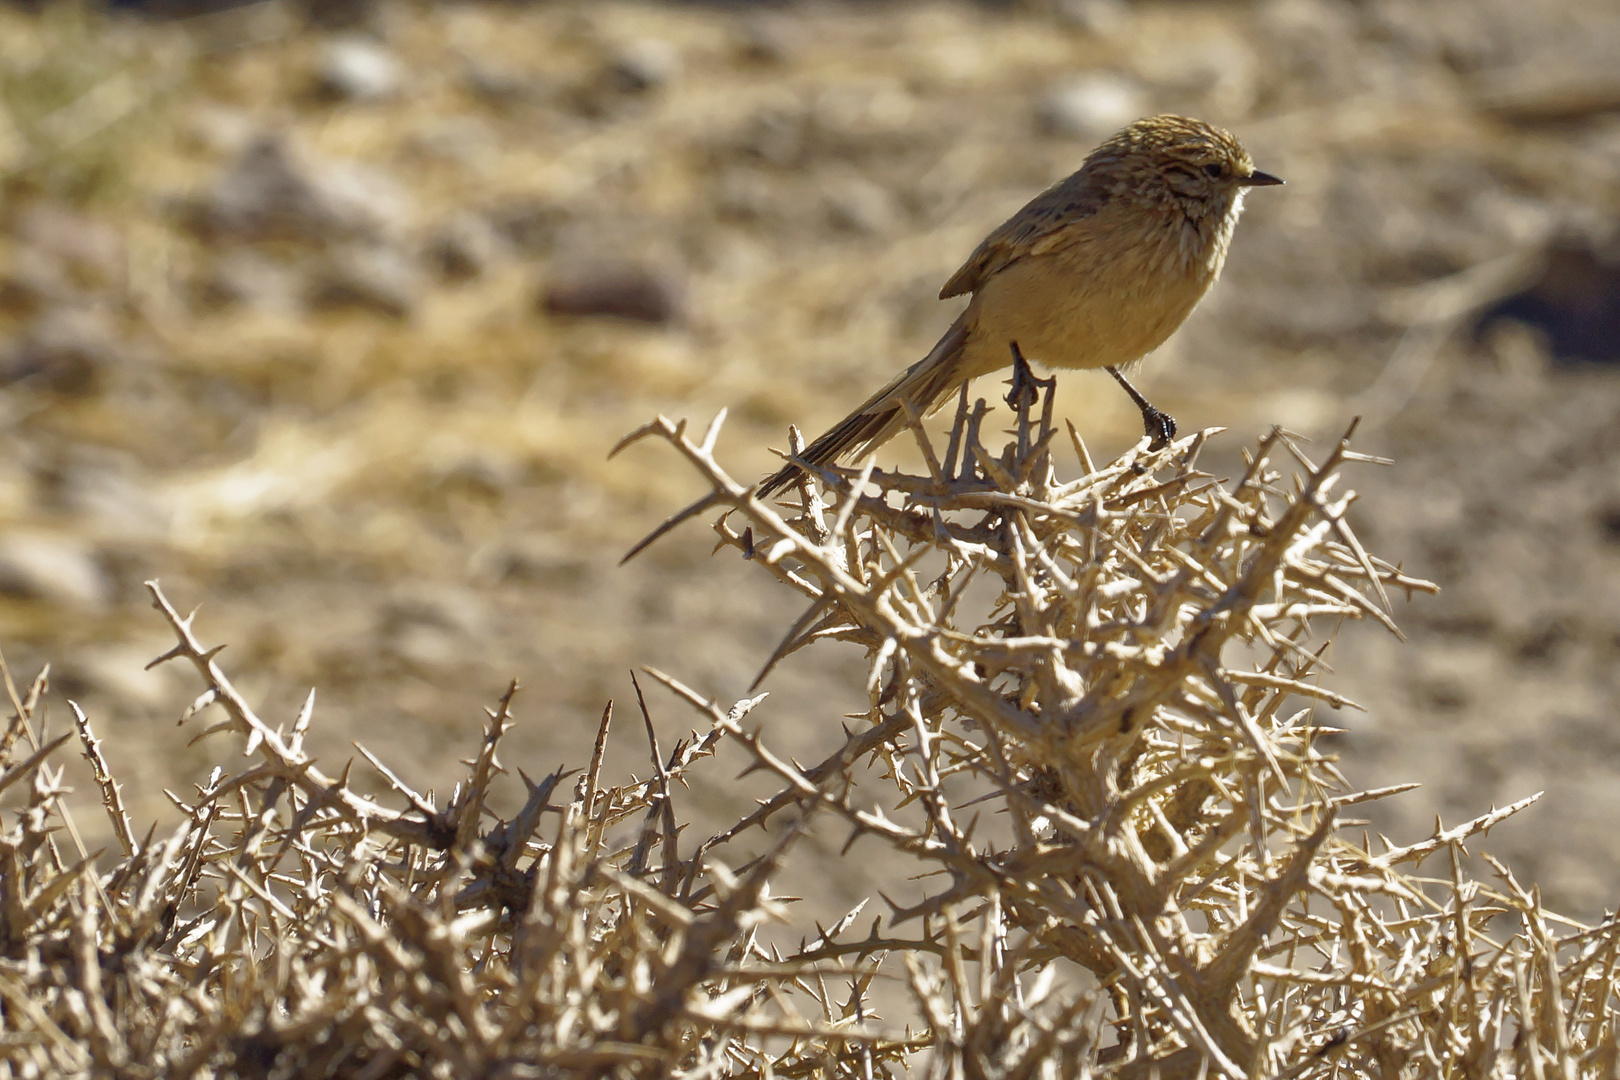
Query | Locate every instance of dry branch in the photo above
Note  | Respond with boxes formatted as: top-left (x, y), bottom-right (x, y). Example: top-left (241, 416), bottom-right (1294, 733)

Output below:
top-left (0, 375), bottom-right (1609, 1079)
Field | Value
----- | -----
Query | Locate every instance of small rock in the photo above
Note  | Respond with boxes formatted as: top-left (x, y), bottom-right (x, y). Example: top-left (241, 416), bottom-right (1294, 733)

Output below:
top-left (474, 536), bottom-right (588, 586)
top-left (1597, 504), bottom-right (1620, 545)
top-left (184, 104), bottom-right (258, 155)
top-left (461, 60), bottom-right (539, 106)
top-left (308, 244), bottom-right (422, 318)
top-left (52, 456), bottom-right (171, 539)
top-left (1476, 234), bottom-right (1620, 364)
top-left (184, 0), bottom-right (301, 45)
top-left (609, 38), bottom-right (680, 93)
top-left (0, 308), bottom-right (124, 396)
top-left (298, 0), bottom-right (380, 30)
top-left (0, 102), bottom-right (24, 174)
top-left (429, 452), bottom-right (518, 500)
top-left (380, 586), bottom-right (487, 670)
top-left (422, 214), bottom-right (505, 283)
top-left (0, 258), bottom-right (72, 317)
top-left (736, 14), bottom-right (801, 65)
top-left (196, 249), bottom-right (303, 312)
top-left (188, 134), bottom-right (408, 245)
top-left (488, 199), bottom-right (565, 255)
top-left (540, 265), bottom-right (684, 326)
top-left (825, 176), bottom-right (900, 235)
top-left (716, 166), bottom-right (776, 222)
top-left (315, 36), bottom-right (403, 102)
top-left (737, 108), bottom-right (807, 166)
top-left (15, 204), bottom-right (123, 287)
top-left (387, 623), bottom-right (461, 670)
top-left (1036, 72), bottom-right (1149, 141)
top-left (1054, 0), bottom-right (1130, 36)
top-left (383, 586), bottom-right (486, 636)
top-left (406, 118), bottom-right (497, 169)
top-left (0, 532), bottom-right (111, 609)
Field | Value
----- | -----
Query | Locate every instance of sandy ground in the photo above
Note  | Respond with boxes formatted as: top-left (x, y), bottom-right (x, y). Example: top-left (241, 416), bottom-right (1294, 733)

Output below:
top-left (2, 0), bottom-right (1620, 920)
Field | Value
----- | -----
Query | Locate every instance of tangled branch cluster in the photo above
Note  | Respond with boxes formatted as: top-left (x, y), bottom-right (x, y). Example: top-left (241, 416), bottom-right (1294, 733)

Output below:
top-left (1, 377), bottom-right (1614, 1078)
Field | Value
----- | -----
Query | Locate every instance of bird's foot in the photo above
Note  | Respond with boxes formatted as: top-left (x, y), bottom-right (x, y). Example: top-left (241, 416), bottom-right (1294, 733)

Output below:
top-left (1106, 365), bottom-right (1176, 451)
top-left (1140, 405), bottom-right (1176, 450)
top-left (1004, 342), bottom-right (1052, 414)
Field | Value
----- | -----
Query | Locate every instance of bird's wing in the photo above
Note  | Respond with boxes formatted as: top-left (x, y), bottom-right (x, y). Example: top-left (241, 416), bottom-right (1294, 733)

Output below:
top-left (938, 172), bottom-right (1111, 299)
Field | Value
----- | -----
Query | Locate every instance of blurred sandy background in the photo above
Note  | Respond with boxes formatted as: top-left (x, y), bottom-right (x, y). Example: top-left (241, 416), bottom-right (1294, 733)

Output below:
top-left (2, 0), bottom-right (1620, 917)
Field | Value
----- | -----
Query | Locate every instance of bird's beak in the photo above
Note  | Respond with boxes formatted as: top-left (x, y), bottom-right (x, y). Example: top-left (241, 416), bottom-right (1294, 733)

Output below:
top-left (1242, 170), bottom-right (1284, 187)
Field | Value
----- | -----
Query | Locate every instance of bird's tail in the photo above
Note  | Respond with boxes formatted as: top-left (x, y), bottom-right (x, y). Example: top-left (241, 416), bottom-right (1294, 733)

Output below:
top-left (759, 313), bottom-right (975, 497)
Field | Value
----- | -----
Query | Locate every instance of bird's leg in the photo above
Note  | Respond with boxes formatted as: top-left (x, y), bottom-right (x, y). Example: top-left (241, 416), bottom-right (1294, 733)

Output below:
top-left (1006, 342), bottom-right (1056, 459)
top-left (1005, 341), bottom-right (1041, 413)
top-left (1106, 365), bottom-right (1176, 449)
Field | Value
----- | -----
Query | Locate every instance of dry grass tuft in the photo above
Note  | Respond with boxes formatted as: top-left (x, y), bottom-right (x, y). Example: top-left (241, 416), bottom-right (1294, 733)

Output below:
top-left (1, 374), bottom-right (1613, 1078)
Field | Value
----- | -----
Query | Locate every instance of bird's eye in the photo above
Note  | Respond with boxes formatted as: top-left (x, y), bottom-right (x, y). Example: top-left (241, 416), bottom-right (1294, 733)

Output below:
top-left (1203, 163), bottom-right (1225, 179)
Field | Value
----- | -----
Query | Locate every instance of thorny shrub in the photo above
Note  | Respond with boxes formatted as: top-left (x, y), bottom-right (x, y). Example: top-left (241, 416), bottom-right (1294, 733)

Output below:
top-left (0, 373), bottom-right (1610, 1079)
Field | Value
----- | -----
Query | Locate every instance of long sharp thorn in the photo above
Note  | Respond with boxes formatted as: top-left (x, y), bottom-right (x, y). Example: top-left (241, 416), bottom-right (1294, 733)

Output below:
top-left (751, 594), bottom-right (836, 691)
top-left (700, 408), bottom-right (728, 455)
top-left (621, 491), bottom-right (727, 564)
top-left (609, 416), bottom-right (674, 458)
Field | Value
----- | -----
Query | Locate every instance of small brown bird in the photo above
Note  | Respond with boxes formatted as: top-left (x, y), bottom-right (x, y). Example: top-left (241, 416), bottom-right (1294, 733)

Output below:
top-left (758, 114), bottom-right (1282, 497)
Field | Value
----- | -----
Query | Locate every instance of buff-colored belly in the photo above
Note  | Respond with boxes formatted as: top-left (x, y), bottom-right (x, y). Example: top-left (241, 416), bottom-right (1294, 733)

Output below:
top-left (958, 246), bottom-right (1213, 378)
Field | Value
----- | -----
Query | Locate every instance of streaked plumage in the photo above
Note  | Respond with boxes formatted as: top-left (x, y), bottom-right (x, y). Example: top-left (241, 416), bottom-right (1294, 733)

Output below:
top-left (759, 114), bottom-right (1281, 497)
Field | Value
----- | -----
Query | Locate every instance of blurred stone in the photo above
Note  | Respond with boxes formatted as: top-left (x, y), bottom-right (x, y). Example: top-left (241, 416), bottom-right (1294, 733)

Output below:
top-left (462, 61), bottom-right (541, 107)
top-left (737, 107), bottom-right (807, 166)
top-left (0, 308), bottom-right (124, 397)
top-left (489, 199), bottom-right (565, 255)
top-left (309, 244), bottom-right (422, 318)
top-left (188, 134), bottom-right (408, 245)
top-left (1412, 643), bottom-right (1498, 712)
top-left (0, 532), bottom-right (111, 609)
top-left (429, 452), bottom-right (517, 500)
top-left (0, 102), bottom-right (25, 174)
top-left (196, 249), bottom-right (303, 313)
top-left (824, 176), bottom-right (900, 235)
top-left (297, 0), bottom-right (379, 30)
top-left (381, 585), bottom-right (486, 670)
top-left (1477, 234), bottom-right (1620, 364)
top-left (541, 265), bottom-right (683, 325)
top-left (384, 585), bottom-right (485, 636)
top-left (406, 118), bottom-right (497, 170)
top-left (474, 536), bottom-right (588, 587)
top-left (315, 36), bottom-right (403, 102)
top-left (387, 623), bottom-right (460, 670)
top-left (736, 14), bottom-right (801, 66)
top-left (716, 166), bottom-right (776, 222)
top-left (15, 204), bottom-right (123, 288)
top-left (148, 0), bottom-right (296, 45)
top-left (1054, 0), bottom-right (1130, 36)
top-left (53, 458), bottom-right (171, 539)
top-left (1479, 73), bottom-right (1620, 126)
top-left (0, 258), bottom-right (72, 317)
top-left (1036, 73), bottom-right (1148, 141)
top-left (609, 38), bottom-right (680, 94)
top-left (183, 104), bottom-right (258, 156)
top-left (423, 214), bottom-right (505, 283)
top-left (1598, 504), bottom-right (1620, 545)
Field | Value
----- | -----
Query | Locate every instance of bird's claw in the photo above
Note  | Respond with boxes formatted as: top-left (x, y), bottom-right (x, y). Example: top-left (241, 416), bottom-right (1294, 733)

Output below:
top-left (1004, 342), bottom-right (1039, 411)
top-left (1004, 342), bottom-right (1054, 417)
top-left (1142, 406), bottom-right (1176, 449)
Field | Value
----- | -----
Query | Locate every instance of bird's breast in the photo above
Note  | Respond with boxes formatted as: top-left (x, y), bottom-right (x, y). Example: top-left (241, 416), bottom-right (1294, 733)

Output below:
top-left (962, 214), bottom-right (1222, 374)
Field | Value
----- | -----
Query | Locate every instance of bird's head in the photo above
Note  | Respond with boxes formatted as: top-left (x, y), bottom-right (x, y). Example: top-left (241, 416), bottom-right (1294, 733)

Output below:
top-left (1091, 114), bottom-right (1282, 221)
top-left (1078, 114), bottom-right (1281, 273)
